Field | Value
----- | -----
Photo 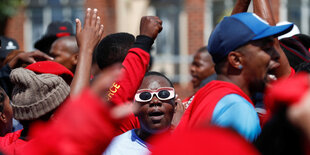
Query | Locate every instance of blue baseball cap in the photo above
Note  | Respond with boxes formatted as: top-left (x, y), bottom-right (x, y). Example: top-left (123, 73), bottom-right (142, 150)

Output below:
top-left (207, 12), bottom-right (293, 63)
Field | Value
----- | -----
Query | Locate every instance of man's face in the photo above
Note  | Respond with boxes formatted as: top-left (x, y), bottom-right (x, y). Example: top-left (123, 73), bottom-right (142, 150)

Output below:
top-left (0, 91), bottom-right (13, 136)
top-left (238, 37), bottom-right (277, 93)
top-left (190, 51), bottom-right (215, 89)
top-left (49, 40), bottom-right (74, 71)
top-left (135, 75), bottom-right (175, 134)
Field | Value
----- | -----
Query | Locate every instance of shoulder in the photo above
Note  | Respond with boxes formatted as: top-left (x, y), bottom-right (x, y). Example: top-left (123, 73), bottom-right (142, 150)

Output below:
top-left (214, 94), bottom-right (254, 113)
top-left (110, 130), bottom-right (133, 145)
top-left (212, 94), bottom-right (261, 141)
top-left (213, 94), bottom-right (258, 121)
top-left (103, 129), bottom-right (149, 155)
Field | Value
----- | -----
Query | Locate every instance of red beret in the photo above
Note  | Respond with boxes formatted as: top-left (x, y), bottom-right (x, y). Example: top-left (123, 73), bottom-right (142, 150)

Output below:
top-left (25, 61), bottom-right (74, 84)
top-left (25, 61), bottom-right (73, 78)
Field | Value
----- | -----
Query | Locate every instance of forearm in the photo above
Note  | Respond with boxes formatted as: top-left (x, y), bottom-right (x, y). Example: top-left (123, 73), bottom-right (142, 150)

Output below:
top-left (231, 0), bottom-right (251, 15)
top-left (70, 47), bottom-right (93, 97)
top-left (253, 0), bottom-right (291, 77)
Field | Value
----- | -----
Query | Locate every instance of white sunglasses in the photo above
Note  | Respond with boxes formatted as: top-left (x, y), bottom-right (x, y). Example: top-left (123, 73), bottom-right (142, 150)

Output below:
top-left (135, 87), bottom-right (175, 102)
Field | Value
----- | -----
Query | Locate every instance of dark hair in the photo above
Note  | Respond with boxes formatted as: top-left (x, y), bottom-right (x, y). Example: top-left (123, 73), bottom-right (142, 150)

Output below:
top-left (95, 33), bottom-right (135, 69)
top-left (145, 71), bottom-right (173, 87)
top-left (294, 62), bottom-right (310, 73)
top-left (197, 46), bottom-right (208, 53)
top-left (214, 56), bottom-right (227, 74)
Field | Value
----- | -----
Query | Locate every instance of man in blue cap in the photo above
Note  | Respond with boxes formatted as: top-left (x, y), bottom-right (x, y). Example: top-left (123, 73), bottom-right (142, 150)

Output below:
top-left (176, 12), bottom-right (293, 142)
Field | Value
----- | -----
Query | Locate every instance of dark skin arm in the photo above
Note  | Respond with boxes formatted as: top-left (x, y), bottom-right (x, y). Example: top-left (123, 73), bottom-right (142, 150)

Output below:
top-left (8, 50), bottom-right (53, 69)
top-left (139, 16), bottom-right (163, 40)
top-left (253, 0), bottom-right (291, 77)
top-left (231, 0), bottom-right (251, 15)
top-left (70, 8), bottom-right (104, 97)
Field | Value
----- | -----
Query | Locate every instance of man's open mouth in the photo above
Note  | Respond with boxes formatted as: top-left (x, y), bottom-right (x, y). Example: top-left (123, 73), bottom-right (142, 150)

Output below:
top-left (266, 61), bottom-right (280, 82)
top-left (149, 111), bottom-right (164, 123)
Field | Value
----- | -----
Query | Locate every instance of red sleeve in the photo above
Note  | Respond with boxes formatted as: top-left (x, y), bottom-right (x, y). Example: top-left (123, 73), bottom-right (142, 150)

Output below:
top-left (108, 48), bottom-right (150, 105)
top-left (21, 89), bottom-right (119, 155)
top-left (107, 48), bottom-right (149, 133)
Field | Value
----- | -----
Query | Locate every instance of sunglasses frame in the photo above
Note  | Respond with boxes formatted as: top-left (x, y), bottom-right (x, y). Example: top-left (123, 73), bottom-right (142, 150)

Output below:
top-left (135, 87), bottom-right (175, 102)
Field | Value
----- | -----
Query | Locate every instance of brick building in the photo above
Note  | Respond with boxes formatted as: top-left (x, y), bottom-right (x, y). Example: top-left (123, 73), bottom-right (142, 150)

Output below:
top-left (3, 0), bottom-right (309, 98)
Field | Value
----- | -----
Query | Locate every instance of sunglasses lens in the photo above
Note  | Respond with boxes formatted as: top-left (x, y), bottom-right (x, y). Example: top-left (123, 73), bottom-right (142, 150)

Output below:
top-left (139, 92), bottom-right (152, 101)
top-left (158, 90), bottom-right (170, 99)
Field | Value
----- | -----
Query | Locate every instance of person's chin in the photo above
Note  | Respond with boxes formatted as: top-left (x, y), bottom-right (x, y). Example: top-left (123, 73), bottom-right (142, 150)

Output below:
top-left (249, 79), bottom-right (266, 94)
top-left (191, 81), bottom-right (199, 88)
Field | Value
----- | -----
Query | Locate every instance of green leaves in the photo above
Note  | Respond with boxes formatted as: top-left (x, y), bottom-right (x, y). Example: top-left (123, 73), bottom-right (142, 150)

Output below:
top-left (0, 0), bottom-right (23, 21)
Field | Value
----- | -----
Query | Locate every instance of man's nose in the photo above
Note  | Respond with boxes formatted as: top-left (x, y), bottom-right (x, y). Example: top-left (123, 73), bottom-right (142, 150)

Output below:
top-left (149, 95), bottom-right (162, 107)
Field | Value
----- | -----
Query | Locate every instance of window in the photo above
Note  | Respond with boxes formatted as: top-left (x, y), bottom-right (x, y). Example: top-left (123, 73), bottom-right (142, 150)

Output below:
top-left (279, 0), bottom-right (309, 34)
top-left (24, 0), bottom-right (84, 51)
top-left (150, 0), bottom-right (188, 83)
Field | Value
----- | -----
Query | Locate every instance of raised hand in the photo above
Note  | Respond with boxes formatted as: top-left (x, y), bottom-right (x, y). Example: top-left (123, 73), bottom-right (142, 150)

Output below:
top-left (139, 16), bottom-right (163, 40)
top-left (171, 94), bottom-right (186, 128)
top-left (75, 8), bottom-right (104, 51)
top-left (70, 8), bottom-right (104, 96)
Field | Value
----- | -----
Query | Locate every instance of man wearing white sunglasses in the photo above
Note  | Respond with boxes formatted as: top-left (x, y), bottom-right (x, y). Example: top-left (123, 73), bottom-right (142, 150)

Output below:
top-left (104, 71), bottom-right (176, 155)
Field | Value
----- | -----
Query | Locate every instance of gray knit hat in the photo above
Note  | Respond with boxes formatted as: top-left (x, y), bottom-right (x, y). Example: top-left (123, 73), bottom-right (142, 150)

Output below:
top-left (10, 68), bottom-right (70, 120)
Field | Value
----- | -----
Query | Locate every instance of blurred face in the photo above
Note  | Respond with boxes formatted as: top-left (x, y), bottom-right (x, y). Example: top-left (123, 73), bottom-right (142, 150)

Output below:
top-left (135, 75), bottom-right (175, 134)
top-left (190, 51), bottom-right (215, 89)
top-left (238, 37), bottom-right (277, 93)
top-left (0, 91), bottom-right (12, 136)
top-left (50, 40), bottom-right (75, 72)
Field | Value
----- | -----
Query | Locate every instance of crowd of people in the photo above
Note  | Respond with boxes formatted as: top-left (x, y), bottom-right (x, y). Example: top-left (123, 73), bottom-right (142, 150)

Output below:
top-left (0, 0), bottom-right (309, 154)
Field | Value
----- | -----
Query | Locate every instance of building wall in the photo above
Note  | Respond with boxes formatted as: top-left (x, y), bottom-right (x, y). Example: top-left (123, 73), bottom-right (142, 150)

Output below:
top-left (84, 0), bottom-right (117, 35)
top-left (5, 8), bottom-right (25, 50)
top-left (186, 0), bottom-right (205, 55)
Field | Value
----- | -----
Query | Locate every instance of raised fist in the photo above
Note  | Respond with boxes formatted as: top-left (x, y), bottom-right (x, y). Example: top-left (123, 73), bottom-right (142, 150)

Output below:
top-left (139, 16), bottom-right (163, 40)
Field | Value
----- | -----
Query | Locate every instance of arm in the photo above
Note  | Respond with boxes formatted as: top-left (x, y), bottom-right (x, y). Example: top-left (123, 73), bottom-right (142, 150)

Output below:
top-left (7, 50), bottom-right (53, 69)
top-left (109, 16), bottom-right (162, 105)
top-left (0, 50), bottom-right (53, 98)
top-left (231, 0), bottom-right (251, 15)
top-left (171, 95), bottom-right (186, 128)
top-left (108, 17), bottom-right (162, 134)
top-left (253, 0), bottom-right (292, 77)
top-left (70, 8), bottom-right (104, 97)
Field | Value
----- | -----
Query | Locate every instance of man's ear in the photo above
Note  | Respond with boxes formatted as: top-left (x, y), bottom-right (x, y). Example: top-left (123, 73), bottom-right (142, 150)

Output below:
top-left (0, 112), bottom-right (7, 124)
top-left (227, 51), bottom-right (243, 69)
top-left (71, 53), bottom-right (79, 65)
